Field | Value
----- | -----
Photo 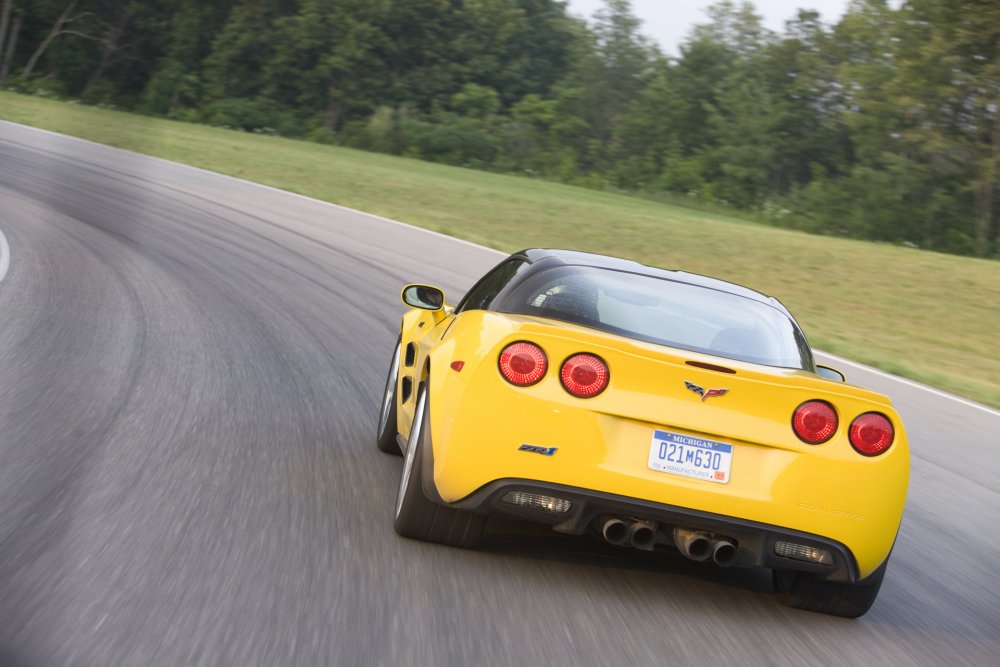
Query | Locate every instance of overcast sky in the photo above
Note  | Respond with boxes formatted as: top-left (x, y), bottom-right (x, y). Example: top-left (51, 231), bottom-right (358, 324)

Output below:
top-left (565, 0), bottom-right (851, 55)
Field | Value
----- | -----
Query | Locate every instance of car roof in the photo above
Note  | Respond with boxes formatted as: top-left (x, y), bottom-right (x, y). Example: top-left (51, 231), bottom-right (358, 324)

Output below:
top-left (514, 248), bottom-right (785, 312)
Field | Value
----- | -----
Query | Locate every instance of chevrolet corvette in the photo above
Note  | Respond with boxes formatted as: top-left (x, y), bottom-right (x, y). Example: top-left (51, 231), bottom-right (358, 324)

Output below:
top-left (376, 249), bottom-right (909, 618)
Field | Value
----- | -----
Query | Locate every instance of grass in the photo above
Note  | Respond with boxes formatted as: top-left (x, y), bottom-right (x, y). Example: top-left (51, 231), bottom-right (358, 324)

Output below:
top-left (2, 91), bottom-right (998, 408)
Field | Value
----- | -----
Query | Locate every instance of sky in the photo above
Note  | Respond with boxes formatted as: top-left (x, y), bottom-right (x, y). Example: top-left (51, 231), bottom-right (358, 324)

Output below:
top-left (565, 0), bottom-right (851, 55)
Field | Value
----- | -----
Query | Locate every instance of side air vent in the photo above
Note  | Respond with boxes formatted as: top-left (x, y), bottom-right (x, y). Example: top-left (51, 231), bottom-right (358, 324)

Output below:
top-left (401, 377), bottom-right (413, 403)
top-left (405, 343), bottom-right (416, 367)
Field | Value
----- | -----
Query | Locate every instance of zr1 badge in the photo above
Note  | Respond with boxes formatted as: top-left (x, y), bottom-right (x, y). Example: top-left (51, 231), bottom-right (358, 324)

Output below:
top-left (519, 444), bottom-right (558, 456)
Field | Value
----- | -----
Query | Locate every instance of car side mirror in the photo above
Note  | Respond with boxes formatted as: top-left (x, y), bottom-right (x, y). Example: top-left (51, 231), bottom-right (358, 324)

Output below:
top-left (401, 284), bottom-right (445, 311)
top-left (816, 365), bottom-right (845, 382)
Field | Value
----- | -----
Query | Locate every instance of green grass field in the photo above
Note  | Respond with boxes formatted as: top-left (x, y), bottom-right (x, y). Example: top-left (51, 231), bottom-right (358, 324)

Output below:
top-left (2, 91), bottom-right (998, 407)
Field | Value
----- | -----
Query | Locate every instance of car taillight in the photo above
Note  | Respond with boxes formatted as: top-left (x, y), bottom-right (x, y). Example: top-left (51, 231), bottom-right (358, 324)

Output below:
top-left (560, 353), bottom-right (609, 398)
top-left (792, 400), bottom-right (838, 444)
top-left (849, 412), bottom-right (894, 456)
top-left (498, 342), bottom-right (547, 386)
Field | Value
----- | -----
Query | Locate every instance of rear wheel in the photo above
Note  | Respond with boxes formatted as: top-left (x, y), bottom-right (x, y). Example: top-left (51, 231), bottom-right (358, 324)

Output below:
top-left (773, 560), bottom-right (888, 618)
top-left (376, 339), bottom-right (402, 455)
top-left (393, 386), bottom-right (485, 548)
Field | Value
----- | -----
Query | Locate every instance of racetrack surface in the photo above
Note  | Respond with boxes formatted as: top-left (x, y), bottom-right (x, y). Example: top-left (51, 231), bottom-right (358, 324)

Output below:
top-left (0, 120), bottom-right (996, 666)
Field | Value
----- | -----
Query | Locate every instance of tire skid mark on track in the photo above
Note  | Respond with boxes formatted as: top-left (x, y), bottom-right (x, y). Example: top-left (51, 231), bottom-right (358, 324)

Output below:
top-left (0, 214), bottom-right (149, 586)
top-left (0, 132), bottom-right (420, 290)
top-left (0, 134), bottom-right (400, 336)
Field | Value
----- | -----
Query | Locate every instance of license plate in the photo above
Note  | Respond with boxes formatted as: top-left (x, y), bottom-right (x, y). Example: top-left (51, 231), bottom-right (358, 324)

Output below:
top-left (648, 430), bottom-right (733, 484)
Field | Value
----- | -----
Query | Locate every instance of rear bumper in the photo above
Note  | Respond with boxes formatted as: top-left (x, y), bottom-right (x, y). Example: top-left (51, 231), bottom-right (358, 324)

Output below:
top-left (423, 344), bottom-right (908, 581)
top-left (429, 390), bottom-right (906, 579)
top-left (449, 478), bottom-right (863, 583)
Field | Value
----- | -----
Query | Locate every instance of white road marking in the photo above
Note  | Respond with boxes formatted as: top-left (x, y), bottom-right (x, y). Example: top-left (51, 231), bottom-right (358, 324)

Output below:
top-left (816, 351), bottom-right (1000, 418)
top-left (0, 228), bottom-right (9, 284)
top-left (3, 120), bottom-right (996, 416)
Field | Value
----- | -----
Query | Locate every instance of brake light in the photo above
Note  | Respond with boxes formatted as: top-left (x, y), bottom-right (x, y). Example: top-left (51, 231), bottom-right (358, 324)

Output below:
top-left (849, 413), bottom-right (894, 456)
top-left (498, 342), bottom-right (547, 386)
top-left (560, 354), bottom-right (609, 398)
top-left (792, 400), bottom-right (838, 444)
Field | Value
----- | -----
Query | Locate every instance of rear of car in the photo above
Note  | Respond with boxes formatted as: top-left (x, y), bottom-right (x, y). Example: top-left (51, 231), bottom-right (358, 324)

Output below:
top-left (429, 311), bottom-right (907, 580)
top-left (388, 251), bottom-right (909, 617)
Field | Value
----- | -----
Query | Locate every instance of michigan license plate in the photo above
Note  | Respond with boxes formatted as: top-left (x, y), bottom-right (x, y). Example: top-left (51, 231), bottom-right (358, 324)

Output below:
top-left (648, 430), bottom-right (733, 484)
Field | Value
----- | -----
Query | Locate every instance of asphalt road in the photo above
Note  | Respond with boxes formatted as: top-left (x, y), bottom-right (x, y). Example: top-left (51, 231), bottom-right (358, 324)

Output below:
top-left (0, 120), bottom-right (997, 666)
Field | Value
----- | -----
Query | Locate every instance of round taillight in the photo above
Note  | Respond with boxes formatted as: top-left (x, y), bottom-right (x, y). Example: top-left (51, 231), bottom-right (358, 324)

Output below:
top-left (498, 342), bottom-right (547, 386)
top-left (792, 400), bottom-right (838, 444)
top-left (560, 353), bottom-right (609, 398)
top-left (849, 412), bottom-right (894, 456)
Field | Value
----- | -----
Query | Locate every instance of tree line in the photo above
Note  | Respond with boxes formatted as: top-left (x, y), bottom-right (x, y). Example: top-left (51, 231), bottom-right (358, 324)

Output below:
top-left (1, 0), bottom-right (997, 258)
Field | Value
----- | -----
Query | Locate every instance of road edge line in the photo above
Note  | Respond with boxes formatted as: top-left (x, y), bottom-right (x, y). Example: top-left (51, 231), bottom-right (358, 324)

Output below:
top-left (816, 351), bottom-right (1000, 417)
top-left (0, 228), bottom-right (9, 284)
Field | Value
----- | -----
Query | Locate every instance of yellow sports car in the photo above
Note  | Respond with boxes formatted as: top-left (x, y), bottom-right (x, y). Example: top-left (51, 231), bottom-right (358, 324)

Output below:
top-left (376, 249), bottom-right (909, 618)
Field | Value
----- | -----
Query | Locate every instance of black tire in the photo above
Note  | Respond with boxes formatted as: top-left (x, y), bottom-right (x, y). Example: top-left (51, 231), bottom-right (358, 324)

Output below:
top-left (376, 339), bottom-right (402, 455)
top-left (773, 559), bottom-right (888, 618)
top-left (393, 387), bottom-right (485, 548)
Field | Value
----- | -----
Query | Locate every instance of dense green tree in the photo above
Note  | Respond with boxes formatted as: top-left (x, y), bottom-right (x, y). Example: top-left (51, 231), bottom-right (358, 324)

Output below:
top-left (263, 0), bottom-right (390, 131)
top-left (574, 0), bottom-right (657, 146)
top-left (691, 0), bottom-right (772, 57)
top-left (201, 0), bottom-right (294, 103)
top-left (705, 67), bottom-right (779, 208)
top-left (895, 0), bottom-right (1000, 255)
top-left (759, 10), bottom-right (851, 194)
top-left (612, 61), bottom-right (678, 187)
top-left (143, 1), bottom-right (237, 115)
top-left (668, 39), bottom-right (735, 157)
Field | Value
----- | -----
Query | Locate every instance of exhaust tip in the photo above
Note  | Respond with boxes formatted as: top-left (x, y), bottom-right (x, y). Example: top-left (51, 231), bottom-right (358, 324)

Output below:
top-left (602, 517), bottom-right (628, 545)
top-left (674, 527), bottom-right (712, 562)
top-left (627, 521), bottom-right (658, 551)
top-left (713, 540), bottom-right (739, 567)
top-left (688, 536), bottom-right (711, 560)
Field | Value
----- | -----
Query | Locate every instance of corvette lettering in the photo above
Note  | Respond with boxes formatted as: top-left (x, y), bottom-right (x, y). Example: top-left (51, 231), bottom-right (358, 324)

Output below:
top-left (684, 381), bottom-right (730, 402)
top-left (798, 503), bottom-right (865, 520)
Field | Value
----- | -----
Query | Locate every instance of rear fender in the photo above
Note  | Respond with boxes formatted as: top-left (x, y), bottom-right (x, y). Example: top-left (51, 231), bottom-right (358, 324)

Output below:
top-left (398, 307), bottom-right (454, 440)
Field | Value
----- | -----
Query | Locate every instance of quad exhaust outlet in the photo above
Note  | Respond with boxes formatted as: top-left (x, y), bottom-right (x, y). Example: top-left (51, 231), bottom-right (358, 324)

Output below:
top-left (599, 520), bottom-right (737, 564)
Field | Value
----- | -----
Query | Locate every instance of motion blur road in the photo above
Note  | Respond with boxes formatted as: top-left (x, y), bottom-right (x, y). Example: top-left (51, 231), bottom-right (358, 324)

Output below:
top-left (0, 121), bottom-right (997, 666)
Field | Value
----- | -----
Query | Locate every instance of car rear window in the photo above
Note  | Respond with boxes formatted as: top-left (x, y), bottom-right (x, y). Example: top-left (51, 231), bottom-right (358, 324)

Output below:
top-left (495, 265), bottom-right (813, 369)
